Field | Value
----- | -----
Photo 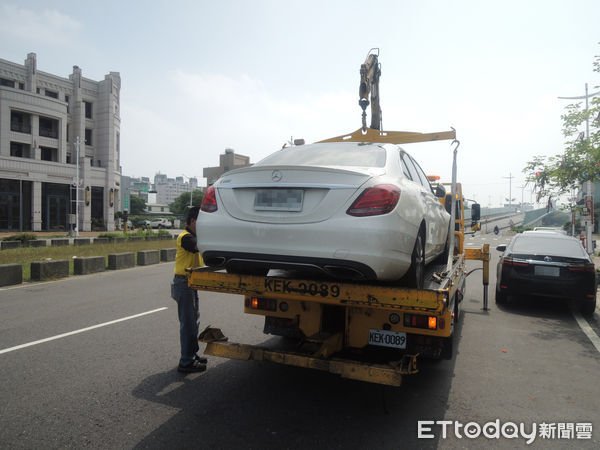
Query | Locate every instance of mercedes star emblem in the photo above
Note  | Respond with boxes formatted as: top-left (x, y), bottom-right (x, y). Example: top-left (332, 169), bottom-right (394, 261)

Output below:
top-left (271, 170), bottom-right (283, 182)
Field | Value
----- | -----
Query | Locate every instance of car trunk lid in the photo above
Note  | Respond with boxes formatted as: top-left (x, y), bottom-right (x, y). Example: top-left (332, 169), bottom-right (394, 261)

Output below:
top-left (214, 165), bottom-right (380, 224)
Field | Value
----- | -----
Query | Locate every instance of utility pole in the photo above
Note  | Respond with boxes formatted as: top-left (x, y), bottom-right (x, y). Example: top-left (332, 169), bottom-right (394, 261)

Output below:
top-left (559, 83), bottom-right (600, 253)
top-left (503, 172), bottom-right (515, 208)
top-left (182, 174), bottom-right (194, 207)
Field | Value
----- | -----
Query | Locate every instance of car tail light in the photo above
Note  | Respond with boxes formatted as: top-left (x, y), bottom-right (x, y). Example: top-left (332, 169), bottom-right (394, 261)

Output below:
top-left (567, 264), bottom-right (595, 272)
top-left (346, 184), bottom-right (400, 217)
top-left (502, 257), bottom-right (529, 267)
top-left (201, 186), bottom-right (218, 213)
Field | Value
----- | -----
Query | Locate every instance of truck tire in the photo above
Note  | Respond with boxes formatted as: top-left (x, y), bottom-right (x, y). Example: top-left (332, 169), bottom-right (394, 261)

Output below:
top-left (441, 334), bottom-right (454, 360)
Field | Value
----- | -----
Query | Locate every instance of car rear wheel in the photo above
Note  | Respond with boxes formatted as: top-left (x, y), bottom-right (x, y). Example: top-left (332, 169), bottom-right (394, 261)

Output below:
top-left (405, 230), bottom-right (425, 289)
top-left (580, 296), bottom-right (597, 316)
top-left (495, 288), bottom-right (507, 304)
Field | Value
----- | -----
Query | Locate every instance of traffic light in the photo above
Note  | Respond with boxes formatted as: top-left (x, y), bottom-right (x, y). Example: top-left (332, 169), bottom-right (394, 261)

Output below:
top-left (535, 170), bottom-right (546, 189)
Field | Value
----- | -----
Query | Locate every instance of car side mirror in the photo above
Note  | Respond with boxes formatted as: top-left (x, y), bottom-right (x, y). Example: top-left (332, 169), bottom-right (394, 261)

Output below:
top-left (471, 203), bottom-right (481, 222)
top-left (434, 184), bottom-right (446, 198)
top-left (496, 244), bottom-right (507, 252)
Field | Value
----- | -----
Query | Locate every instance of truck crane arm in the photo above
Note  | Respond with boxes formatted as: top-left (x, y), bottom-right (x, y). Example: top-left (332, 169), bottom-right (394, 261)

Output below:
top-left (359, 48), bottom-right (382, 131)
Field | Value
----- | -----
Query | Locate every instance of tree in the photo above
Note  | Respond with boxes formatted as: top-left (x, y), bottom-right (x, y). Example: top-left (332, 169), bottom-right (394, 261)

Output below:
top-left (169, 190), bottom-right (205, 215)
top-left (129, 195), bottom-right (147, 215)
top-left (524, 51), bottom-right (600, 201)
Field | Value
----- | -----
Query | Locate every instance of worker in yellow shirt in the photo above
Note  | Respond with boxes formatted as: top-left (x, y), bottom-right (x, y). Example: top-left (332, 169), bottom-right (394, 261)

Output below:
top-left (171, 206), bottom-right (206, 373)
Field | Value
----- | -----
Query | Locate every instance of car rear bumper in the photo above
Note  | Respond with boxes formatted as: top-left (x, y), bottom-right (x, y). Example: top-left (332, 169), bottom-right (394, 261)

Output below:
top-left (196, 212), bottom-right (418, 281)
top-left (498, 275), bottom-right (596, 300)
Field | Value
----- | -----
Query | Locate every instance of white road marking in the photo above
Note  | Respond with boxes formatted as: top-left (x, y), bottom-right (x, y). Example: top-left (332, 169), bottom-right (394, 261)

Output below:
top-left (0, 307), bottom-right (168, 355)
top-left (571, 307), bottom-right (600, 354)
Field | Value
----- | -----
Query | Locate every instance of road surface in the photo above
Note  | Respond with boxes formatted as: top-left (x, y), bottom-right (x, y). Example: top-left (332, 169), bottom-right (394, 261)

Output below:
top-left (0, 234), bottom-right (598, 448)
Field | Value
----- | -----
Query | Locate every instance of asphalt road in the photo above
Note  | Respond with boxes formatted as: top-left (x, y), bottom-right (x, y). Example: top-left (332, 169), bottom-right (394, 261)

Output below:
top-left (0, 235), bottom-right (599, 449)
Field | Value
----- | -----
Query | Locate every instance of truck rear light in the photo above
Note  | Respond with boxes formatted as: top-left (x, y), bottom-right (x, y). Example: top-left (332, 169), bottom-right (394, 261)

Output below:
top-left (428, 317), bottom-right (437, 329)
top-left (346, 184), bottom-right (400, 217)
top-left (245, 297), bottom-right (277, 311)
top-left (201, 186), bottom-right (218, 213)
top-left (404, 313), bottom-right (437, 330)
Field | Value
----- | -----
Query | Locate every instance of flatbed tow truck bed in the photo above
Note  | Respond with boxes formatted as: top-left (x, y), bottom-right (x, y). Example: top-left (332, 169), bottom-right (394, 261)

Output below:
top-left (188, 247), bottom-right (489, 387)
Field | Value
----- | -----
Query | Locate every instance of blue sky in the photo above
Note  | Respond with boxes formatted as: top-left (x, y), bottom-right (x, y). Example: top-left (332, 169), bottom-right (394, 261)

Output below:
top-left (1, 0), bottom-right (599, 206)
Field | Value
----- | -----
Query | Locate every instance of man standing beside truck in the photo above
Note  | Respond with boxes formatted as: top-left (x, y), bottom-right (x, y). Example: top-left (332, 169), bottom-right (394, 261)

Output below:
top-left (171, 206), bottom-right (207, 373)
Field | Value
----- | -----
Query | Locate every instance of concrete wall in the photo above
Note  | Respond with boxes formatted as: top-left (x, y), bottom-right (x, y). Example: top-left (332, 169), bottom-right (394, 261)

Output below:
top-left (0, 264), bottom-right (22, 286)
top-left (30, 260), bottom-right (69, 280)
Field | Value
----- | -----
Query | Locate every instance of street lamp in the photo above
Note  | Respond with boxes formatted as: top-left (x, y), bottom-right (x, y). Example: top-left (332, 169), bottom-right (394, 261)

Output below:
top-left (182, 174), bottom-right (195, 207)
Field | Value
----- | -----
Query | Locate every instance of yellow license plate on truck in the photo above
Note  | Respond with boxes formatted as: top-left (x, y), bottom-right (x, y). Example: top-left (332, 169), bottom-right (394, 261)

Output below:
top-left (368, 329), bottom-right (407, 349)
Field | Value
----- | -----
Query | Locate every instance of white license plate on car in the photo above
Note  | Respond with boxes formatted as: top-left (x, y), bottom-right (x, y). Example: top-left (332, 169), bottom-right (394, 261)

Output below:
top-left (254, 189), bottom-right (304, 211)
top-left (534, 265), bottom-right (560, 277)
top-left (368, 329), bottom-right (407, 349)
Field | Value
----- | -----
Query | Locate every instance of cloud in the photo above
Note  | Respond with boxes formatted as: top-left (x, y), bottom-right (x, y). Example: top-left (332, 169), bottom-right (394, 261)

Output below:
top-left (0, 4), bottom-right (81, 45)
top-left (120, 70), bottom-right (360, 183)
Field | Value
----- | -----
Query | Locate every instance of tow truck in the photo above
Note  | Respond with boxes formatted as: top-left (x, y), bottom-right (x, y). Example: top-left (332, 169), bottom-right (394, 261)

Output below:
top-left (188, 49), bottom-right (490, 387)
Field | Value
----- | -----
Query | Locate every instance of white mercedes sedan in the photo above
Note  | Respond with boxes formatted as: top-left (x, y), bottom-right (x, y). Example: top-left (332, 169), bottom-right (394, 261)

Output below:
top-left (197, 142), bottom-right (450, 287)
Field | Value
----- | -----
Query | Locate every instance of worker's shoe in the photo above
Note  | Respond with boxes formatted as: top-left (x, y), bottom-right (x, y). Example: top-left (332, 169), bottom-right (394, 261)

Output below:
top-left (194, 354), bottom-right (208, 364)
top-left (177, 360), bottom-right (206, 373)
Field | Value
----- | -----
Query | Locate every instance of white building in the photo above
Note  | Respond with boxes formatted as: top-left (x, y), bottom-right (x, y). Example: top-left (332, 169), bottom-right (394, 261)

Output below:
top-left (0, 53), bottom-right (121, 232)
top-left (154, 173), bottom-right (198, 205)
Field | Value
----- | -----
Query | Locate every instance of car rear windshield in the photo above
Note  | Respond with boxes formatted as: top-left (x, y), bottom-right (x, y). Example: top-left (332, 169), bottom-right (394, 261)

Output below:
top-left (512, 236), bottom-right (586, 257)
top-left (256, 144), bottom-right (386, 168)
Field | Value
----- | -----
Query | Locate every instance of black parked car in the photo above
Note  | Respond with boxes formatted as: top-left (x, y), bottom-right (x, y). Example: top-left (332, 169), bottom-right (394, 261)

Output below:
top-left (495, 231), bottom-right (597, 316)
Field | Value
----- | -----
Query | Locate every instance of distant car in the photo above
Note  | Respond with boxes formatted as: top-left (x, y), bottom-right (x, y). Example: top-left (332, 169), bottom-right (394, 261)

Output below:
top-left (135, 219), bottom-right (151, 229)
top-left (532, 227), bottom-right (567, 235)
top-left (196, 141), bottom-right (451, 287)
top-left (150, 218), bottom-right (172, 229)
top-left (495, 231), bottom-right (596, 315)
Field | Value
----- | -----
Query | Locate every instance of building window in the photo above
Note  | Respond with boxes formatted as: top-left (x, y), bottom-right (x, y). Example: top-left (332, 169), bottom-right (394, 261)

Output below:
top-left (84, 101), bottom-right (93, 119)
top-left (18, 82), bottom-right (24, 90)
top-left (36, 87), bottom-right (40, 94)
top-left (65, 95), bottom-right (70, 113)
top-left (45, 90), bottom-right (58, 99)
top-left (40, 146), bottom-right (58, 162)
top-left (39, 116), bottom-right (59, 139)
top-left (66, 153), bottom-right (72, 164)
top-left (10, 111), bottom-right (32, 134)
top-left (10, 142), bottom-right (31, 158)
top-left (85, 128), bottom-right (92, 146)
top-left (0, 78), bottom-right (15, 88)
top-left (66, 124), bottom-right (69, 142)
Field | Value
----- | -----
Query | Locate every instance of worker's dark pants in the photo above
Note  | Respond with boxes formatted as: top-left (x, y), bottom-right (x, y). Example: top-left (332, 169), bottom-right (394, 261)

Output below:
top-left (171, 277), bottom-right (200, 367)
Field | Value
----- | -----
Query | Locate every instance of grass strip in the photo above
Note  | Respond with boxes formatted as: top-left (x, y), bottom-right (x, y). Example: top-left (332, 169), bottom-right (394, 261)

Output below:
top-left (0, 240), bottom-right (176, 280)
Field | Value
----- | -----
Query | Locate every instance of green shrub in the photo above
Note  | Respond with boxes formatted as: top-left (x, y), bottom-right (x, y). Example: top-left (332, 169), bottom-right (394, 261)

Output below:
top-left (2, 233), bottom-right (39, 243)
top-left (97, 232), bottom-right (123, 238)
